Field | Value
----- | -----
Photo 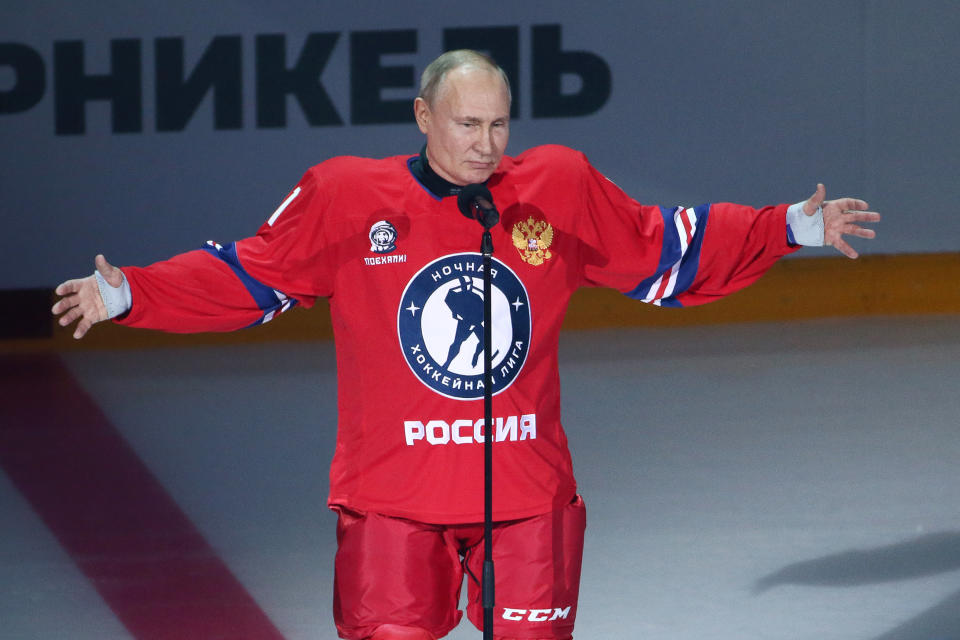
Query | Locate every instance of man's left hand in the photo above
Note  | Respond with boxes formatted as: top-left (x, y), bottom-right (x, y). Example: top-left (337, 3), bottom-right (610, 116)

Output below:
top-left (803, 183), bottom-right (881, 259)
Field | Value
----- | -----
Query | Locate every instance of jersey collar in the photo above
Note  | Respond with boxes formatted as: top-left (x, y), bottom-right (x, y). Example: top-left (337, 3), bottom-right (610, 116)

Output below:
top-left (408, 145), bottom-right (463, 200)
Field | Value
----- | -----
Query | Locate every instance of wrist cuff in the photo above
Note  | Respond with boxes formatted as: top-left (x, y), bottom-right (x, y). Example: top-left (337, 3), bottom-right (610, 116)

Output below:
top-left (94, 269), bottom-right (132, 319)
top-left (786, 201), bottom-right (824, 246)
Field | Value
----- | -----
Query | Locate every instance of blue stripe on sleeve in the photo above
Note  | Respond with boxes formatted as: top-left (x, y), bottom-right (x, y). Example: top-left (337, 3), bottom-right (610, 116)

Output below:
top-left (663, 203), bottom-right (708, 304)
top-left (626, 206), bottom-right (684, 301)
top-left (625, 204), bottom-right (710, 306)
top-left (201, 242), bottom-right (298, 326)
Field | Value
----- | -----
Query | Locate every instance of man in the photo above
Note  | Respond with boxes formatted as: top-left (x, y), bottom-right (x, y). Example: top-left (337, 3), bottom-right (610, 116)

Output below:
top-left (52, 50), bottom-right (879, 640)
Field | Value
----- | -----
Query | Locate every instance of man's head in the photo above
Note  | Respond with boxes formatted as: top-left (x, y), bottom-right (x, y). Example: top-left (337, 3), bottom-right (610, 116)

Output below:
top-left (414, 50), bottom-right (511, 186)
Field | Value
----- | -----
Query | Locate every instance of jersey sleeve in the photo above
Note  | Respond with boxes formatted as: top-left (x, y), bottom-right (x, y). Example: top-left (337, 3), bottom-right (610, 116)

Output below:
top-left (116, 168), bottom-right (334, 333)
top-left (574, 154), bottom-right (799, 307)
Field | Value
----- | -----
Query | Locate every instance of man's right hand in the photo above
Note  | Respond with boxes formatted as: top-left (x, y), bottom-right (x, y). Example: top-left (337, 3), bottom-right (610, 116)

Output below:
top-left (52, 254), bottom-right (124, 339)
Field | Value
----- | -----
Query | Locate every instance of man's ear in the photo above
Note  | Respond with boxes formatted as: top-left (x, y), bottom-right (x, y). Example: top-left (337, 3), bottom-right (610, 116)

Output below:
top-left (414, 97), bottom-right (430, 134)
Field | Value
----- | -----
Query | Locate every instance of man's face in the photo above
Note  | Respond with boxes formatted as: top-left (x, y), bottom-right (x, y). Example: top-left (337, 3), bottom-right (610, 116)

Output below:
top-left (414, 67), bottom-right (510, 186)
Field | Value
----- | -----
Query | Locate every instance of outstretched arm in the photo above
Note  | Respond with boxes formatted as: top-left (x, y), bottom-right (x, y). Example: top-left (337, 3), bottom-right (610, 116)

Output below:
top-left (49, 169), bottom-right (333, 339)
top-left (52, 254), bottom-right (129, 339)
top-left (677, 183), bottom-right (881, 305)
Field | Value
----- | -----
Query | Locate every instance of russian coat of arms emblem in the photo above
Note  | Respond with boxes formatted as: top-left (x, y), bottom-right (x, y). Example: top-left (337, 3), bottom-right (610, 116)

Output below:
top-left (511, 217), bottom-right (554, 266)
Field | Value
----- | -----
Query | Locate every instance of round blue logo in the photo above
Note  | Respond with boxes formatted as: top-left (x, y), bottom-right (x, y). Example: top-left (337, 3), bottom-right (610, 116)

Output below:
top-left (398, 253), bottom-right (531, 400)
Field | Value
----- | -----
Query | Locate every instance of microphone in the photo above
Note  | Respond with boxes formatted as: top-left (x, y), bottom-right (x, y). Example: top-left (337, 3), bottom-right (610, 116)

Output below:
top-left (457, 183), bottom-right (499, 229)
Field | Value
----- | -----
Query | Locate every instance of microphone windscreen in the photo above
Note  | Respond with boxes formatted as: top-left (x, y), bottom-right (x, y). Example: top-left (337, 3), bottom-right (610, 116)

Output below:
top-left (457, 183), bottom-right (494, 220)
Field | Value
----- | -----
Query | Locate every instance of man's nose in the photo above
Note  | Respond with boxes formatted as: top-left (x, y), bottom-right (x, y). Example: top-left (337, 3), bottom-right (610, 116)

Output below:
top-left (474, 127), bottom-right (494, 155)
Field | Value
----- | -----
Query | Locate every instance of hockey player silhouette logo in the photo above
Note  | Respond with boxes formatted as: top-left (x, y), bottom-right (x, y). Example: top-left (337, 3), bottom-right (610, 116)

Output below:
top-left (398, 253), bottom-right (531, 400)
top-left (441, 275), bottom-right (499, 370)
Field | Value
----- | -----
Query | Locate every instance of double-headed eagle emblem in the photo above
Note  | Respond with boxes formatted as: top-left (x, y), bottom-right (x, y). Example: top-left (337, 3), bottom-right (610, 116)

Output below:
top-left (511, 217), bottom-right (554, 266)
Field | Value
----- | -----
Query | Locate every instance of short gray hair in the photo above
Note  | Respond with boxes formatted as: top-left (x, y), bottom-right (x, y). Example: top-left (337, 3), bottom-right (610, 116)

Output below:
top-left (418, 49), bottom-right (512, 107)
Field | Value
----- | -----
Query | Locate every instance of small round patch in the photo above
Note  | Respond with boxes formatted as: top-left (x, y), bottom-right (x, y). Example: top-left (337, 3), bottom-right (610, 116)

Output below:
top-left (369, 220), bottom-right (398, 254)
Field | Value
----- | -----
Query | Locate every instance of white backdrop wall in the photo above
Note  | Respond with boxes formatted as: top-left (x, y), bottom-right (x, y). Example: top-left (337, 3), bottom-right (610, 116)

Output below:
top-left (1, 1), bottom-right (958, 289)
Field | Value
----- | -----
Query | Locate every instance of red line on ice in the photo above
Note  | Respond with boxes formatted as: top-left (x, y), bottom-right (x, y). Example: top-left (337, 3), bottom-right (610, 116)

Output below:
top-left (0, 354), bottom-right (285, 640)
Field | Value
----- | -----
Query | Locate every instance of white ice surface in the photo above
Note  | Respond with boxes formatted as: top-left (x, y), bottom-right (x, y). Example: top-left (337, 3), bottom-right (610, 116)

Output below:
top-left (3, 315), bottom-right (958, 639)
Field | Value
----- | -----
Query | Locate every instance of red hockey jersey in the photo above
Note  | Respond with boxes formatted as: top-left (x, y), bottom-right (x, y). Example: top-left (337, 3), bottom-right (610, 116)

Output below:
top-left (117, 145), bottom-right (797, 523)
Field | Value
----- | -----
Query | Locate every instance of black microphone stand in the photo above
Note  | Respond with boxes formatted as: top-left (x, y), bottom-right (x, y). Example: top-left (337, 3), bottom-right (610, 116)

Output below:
top-left (480, 226), bottom-right (495, 640)
top-left (457, 184), bottom-right (499, 640)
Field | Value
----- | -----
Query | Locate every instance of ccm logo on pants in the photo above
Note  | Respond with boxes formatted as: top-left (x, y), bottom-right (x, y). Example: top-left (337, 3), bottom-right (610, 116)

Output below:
top-left (502, 607), bottom-right (571, 622)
